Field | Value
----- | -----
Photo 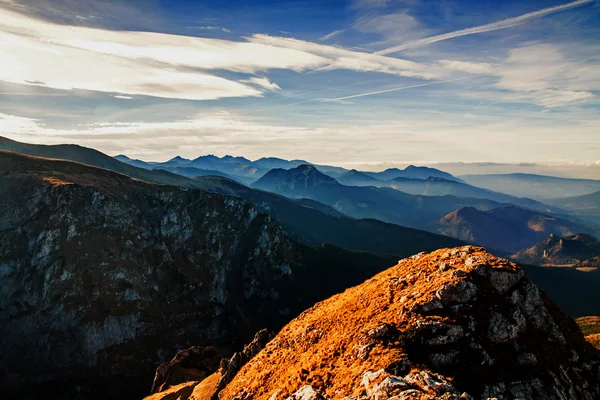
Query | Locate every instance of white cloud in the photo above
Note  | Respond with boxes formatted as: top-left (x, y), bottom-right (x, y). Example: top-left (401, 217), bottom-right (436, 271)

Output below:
top-left (0, 7), bottom-right (444, 101)
top-left (444, 44), bottom-right (597, 108)
top-left (2, 110), bottom-right (599, 165)
top-left (241, 77), bottom-right (282, 91)
top-left (248, 35), bottom-right (442, 79)
top-left (439, 60), bottom-right (495, 75)
top-left (376, 0), bottom-right (593, 55)
top-left (187, 26), bottom-right (232, 33)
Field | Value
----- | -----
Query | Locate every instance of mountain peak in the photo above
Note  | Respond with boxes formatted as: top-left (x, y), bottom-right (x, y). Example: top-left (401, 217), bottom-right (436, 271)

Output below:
top-left (168, 155), bottom-right (188, 162)
top-left (252, 164), bottom-right (338, 196)
top-left (181, 246), bottom-right (600, 399)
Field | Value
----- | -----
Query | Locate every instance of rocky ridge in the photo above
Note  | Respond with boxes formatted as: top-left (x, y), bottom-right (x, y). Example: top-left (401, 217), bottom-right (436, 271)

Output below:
top-left (513, 233), bottom-right (600, 268)
top-left (0, 151), bottom-right (396, 398)
top-left (196, 246), bottom-right (600, 399)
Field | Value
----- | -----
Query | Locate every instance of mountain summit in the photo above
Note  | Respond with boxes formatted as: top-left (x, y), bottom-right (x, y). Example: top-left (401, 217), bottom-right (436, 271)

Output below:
top-left (151, 246), bottom-right (600, 399)
top-left (253, 164), bottom-right (338, 196)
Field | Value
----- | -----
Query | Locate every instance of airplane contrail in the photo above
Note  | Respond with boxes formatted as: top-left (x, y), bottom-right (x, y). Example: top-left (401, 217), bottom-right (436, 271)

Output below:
top-left (376, 0), bottom-right (593, 55)
top-left (247, 79), bottom-right (382, 111)
top-left (321, 76), bottom-right (472, 102)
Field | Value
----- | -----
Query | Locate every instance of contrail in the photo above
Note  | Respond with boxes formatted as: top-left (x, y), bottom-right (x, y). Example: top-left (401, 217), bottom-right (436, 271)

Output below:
top-left (253, 76), bottom-right (471, 112)
top-left (321, 76), bottom-right (472, 102)
top-left (246, 79), bottom-right (381, 111)
top-left (376, 0), bottom-right (592, 55)
top-left (320, 29), bottom-right (346, 41)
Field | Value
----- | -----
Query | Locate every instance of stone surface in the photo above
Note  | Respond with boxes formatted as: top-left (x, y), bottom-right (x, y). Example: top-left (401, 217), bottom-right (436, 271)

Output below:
top-left (0, 152), bottom-right (395, 398)
top-left (212, 246), bottom-right (600, 400)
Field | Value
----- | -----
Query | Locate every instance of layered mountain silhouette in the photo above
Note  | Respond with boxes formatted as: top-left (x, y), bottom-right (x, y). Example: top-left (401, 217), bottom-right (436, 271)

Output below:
top-left (513, 234), bottom-right (600, 267)
top-left (548, 191), bottom-right (600, 225)
top-left (437, 205), bottom-right (598, 254)
top-left (366, 165), bottom-right (463, 182)
top-left (0, 150), bottom-right (401, 398)
top-left (0, 137), bottom-right (463, 257)
top-left (148, 247), bottom-right (600, 400)
top-left (461, 173), bottom-right (600, 200)
top-left (252, 164), bottom-right (560, 231)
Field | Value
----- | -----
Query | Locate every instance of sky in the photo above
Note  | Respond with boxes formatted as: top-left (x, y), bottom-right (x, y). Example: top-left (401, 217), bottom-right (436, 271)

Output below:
top-left (0, 0), bottom-right (599, 169)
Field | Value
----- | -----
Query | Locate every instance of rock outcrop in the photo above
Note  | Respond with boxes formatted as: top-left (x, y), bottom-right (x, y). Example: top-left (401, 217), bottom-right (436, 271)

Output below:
top-left (202, 246), bottom-right (599, 399)
top-left (150, 346), bottom-right (223, 394)
top-left (0, 151), bottom-right (396, 398)
top-left (513, 233), bottom-right (600, 268)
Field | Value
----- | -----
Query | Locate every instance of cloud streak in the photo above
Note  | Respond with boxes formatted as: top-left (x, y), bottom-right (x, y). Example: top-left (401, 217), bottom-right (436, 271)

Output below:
top-left (322, 76), bottom-right (472, 101)
top-left (376, 0), bottom-right (593, 55)
top-left (0, 6), bottom-right (444, 101)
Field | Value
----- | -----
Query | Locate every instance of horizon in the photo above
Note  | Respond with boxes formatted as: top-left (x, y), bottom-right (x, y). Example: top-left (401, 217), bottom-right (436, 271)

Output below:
top-left (1, 0), bottom-right (599, 168)
top-left (5, 134), bottom-right (600, 178)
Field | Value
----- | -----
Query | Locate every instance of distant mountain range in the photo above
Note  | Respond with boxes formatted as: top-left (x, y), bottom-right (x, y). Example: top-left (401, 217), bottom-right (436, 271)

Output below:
top-left (2, 136), bottom-right (598, 258)
top-left (547, 191), bottom-right (600, 225)
top-left (513, 234), bottom-right (600, 268)
top-left (252, 164), bottom-right (565, 232)
top-left (436, 205), bottom-right (598, 254)
top-left (115, 151), bottom-right (465, 185)
top-left (365, 165), bottom-right (463, 182)
top-left (461, 173), bottom-right (600, 200)
top-left (0, 137), bottom-right (462, 257)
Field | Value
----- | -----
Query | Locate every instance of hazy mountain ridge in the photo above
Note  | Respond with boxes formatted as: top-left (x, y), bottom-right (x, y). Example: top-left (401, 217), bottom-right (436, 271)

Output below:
top-left (253, 164), bottom-right (564, 233)
top-left (547, 191), bottom-right (600, 225)
top-left (0, 137), bottom-right (464, 258)
top-left (461, 173), bottom-right (600, 200)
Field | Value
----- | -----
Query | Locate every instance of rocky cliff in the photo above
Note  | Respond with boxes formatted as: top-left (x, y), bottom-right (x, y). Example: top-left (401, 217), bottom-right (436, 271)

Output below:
top-left (0, 151), bottom-right (396, 398)
top-left (513, 233), bottom-right (600, 268)
top-left (158, 246), bottom-right (600, 399)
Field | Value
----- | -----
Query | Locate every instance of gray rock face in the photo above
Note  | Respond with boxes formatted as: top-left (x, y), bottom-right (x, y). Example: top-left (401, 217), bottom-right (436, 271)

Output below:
top-left (0, 180), bottom-right (293, 384)
top-left (0, 153), bottom-right (394, 397)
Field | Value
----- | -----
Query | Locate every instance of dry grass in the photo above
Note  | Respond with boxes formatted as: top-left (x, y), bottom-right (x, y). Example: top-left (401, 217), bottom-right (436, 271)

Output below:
top-left (220, 247), bottom-right (520, 400)
top-left (576, 316), bottom-right (600, 350)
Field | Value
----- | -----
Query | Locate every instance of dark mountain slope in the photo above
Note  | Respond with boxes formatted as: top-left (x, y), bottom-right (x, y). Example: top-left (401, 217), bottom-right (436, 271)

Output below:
top-left (194, 175), bottom-right (464, 256)
top-left (0, 151), bottom-right (399, 398)
top-left (0, 136), bottom-right (200, 189)
top-left (437, 205), bottom-right (598, 253)
top-left (0, 137), bottom-right (463, 257)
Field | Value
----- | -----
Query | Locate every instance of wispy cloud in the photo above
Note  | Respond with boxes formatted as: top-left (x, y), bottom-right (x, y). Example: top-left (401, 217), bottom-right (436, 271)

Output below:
top-left (0, 7), bottom-right (445, 101)
top-left (187, 25), bottom-right (231, 33)
top-left (241, 77), bottom-right (282, 91)
top-left (376, 0), bottom-right (593, 55)
top-left (320, 29), bottom-right (346, 41)
top-left (448, 44), bottom-right (598, 108)
top-left (3, 110), bottom-right (598, 166)
top-left (321, 76), bottom-right (472, 102)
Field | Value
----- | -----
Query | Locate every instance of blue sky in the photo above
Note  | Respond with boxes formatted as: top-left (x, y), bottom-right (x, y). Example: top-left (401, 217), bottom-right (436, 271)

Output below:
top-left (0, 0), bottom-right (598, 168)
